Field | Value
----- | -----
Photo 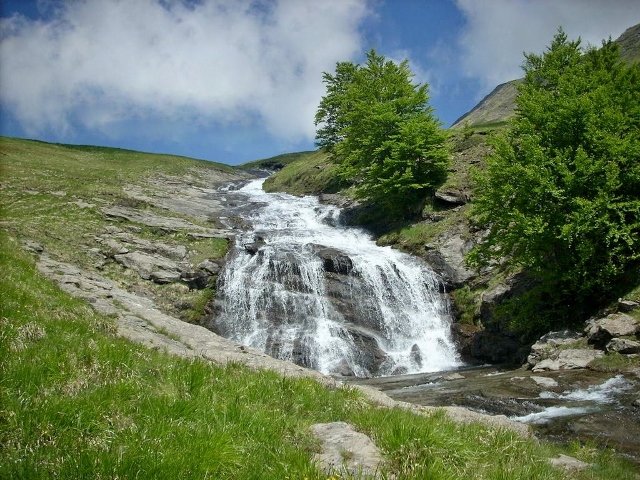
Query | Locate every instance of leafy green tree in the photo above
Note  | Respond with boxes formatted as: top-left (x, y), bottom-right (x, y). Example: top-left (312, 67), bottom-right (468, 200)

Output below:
top-left (315, 50), bottom-right (448, 215)
top-left (471, 29), bottom-right (640, 313)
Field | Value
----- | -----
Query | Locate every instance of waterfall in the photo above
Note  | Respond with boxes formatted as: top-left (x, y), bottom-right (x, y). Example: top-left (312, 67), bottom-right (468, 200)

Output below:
top-left (211, 178), bottom-right (460, 377)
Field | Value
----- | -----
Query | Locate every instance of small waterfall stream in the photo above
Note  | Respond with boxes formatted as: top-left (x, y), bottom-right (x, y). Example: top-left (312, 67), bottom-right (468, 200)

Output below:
top-left (211, 178), bottom-right (460, 377)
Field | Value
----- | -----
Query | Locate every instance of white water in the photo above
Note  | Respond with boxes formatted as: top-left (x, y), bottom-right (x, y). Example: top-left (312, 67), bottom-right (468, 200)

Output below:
top-left (512, 375), bottom-right (632, 424)
top-left (215, 178), bottom-right (461, 377)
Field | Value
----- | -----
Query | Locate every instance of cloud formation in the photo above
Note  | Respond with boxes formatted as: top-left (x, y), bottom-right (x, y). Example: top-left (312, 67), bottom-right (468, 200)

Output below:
top-left (456, 0), bottom-right (640, 91)
top-left (0, 0), bottom-right (368, 140)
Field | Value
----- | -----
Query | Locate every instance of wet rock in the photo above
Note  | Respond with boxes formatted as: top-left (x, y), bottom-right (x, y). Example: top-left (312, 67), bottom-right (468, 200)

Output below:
top-left (243, 236), bottom-right (265, 255)
top-left (470, 330), bottom-right (522, 365)
top-left (527, 330), bottom-right (583, 368)
top-left (444, 373), bottom-right (465, 380)
top-left (311, 245), bottom-right (354, 275)
top-left (530, 376), bottom-right (558, 388)
top-left (310, 422), bottom-right (385, 479)
top-left (549, 454), bottom-right (591, 472)
top-left (586, 313), bottom-right (640, 348)
top-left (450, 322), bottom-right (482, 362)
top-left (606, 338), bottom-right (640, 354)
top-left (532, 349), bottom-right (604, 371)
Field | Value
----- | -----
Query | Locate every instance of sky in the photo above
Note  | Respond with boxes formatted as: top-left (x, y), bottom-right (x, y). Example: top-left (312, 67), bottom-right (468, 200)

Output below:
top-left (1, 0), bottom-right (639, 165)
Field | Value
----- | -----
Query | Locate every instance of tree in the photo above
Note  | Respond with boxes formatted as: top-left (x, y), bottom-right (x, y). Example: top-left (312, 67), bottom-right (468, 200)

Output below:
top-left (470, 29), bottom-right (640, 315)
top-left (315, 50), bottom-right (448, 215)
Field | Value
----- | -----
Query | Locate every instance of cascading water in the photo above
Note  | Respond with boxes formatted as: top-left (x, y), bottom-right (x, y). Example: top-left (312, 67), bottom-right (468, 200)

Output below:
top-left (211, 178), bottom-right (460, 377)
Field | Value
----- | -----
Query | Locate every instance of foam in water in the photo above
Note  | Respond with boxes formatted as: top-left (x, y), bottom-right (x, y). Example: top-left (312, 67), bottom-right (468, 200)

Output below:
top-left (539, 375), bottom-right (631, 403)
top-left (214, 178), bottom-right (461, 377)
top-left (512, 375), bottom-right (632, 424)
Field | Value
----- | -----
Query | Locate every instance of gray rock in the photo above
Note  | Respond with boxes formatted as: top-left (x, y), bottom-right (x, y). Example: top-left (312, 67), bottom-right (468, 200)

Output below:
top-left (443, 373), bottom-right (465, 380)
top-left (243, 238), bottom-right (265, 255)
top-left (198, 259), bottom-right (221, 275)
top-left (532, 349), bottom-right (604, 372)
top-left (114, 251), bottom-right (182, 284)
top-left (606, 338), bottom-right (640, 354)
top-left (310, 422), bottom-right (385, 479)
top-left (103, 205), bottom-right (216, 235)
top-left (549, 454), bottom-right (591, 472)
top-left (618, 299), bottom-right (640, 313)
top-left (634, 398), bottom-right (640, 408)
top-left (527, 330), bottom-right (583, 367)
top-left (434, 189), bottom-right (467, 206)
top-left (586, 313), bottom-right (640, 348)
top-left (530, 376), bottom-right (559, 388)
top-left (23, 240), bottom-right (44, 253)
top-left (103, 238), bottom-right (129, 255)
top-left (423, 233), bottom-right (475, 287)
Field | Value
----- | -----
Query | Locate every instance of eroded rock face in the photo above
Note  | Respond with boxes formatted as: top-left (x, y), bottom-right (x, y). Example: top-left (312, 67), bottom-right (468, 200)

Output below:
top-left (423, 234), bottom-right (475, 288)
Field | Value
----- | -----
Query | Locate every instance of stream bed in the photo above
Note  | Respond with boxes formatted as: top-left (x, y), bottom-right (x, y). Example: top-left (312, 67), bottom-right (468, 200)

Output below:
top-left (348, 365), bottom-right (640, 464)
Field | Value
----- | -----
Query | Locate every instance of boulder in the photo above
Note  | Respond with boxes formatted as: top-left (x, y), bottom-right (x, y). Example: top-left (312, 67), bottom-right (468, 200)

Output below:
top-left (243, 236), bottom-right (265, 255)
top-left (606, 338), bottom-right (640, 355)
top-left (585, 313), bottom-right (640, 348)
top-left (198, 259), bottom-right (221, 275)
top-left (530, 376), bottom-right (559, 388)
top-left (310, 422), bottom-right (385, 479)
top-left (527, 330), bottom-right (583, 368)
top-left (434, 189), bottom-right (467, 206)
top-left (549, 454), bottom-right (591, 472)
top-left (618, 299), bottom-right (639, 313)
top-left (532, 349), bottom-right (604, 372)
top-left (311, 245), bottom-right (354, 275)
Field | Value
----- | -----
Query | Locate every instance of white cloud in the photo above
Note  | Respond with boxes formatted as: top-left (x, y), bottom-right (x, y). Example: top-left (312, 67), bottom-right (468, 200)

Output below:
top-left (0, 0), bottom-right (369, 140)
top-left (455, 0), bottom-right (640, 91)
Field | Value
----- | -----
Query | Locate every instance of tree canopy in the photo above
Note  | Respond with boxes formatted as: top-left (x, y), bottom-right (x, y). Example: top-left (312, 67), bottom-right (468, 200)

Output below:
top-left (315, 50), bottom-right (448, 216)
top-left (471, 29), bottom-right (640, 318)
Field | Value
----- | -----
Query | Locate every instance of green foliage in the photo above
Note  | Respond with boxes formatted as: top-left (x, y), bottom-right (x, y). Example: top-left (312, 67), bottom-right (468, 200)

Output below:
top-left (470, 30), bottom-right (640, 323)
top-left (315, 50), bottom-right (449, 215)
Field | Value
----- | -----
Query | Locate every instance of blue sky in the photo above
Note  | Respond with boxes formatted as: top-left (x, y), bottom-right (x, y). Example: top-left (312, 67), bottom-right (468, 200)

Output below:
top-left (1, 0), bottom-right (639, 165)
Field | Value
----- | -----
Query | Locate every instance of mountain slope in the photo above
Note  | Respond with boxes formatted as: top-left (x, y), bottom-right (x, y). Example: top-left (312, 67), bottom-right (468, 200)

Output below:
top-left (451, 22), bottom-right (640, 129)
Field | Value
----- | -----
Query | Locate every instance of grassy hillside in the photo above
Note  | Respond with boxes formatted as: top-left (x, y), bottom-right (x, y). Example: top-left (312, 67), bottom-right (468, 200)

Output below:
top-left (2, 135), bottom-right (636, 478)
top-left (239, 150), bottom-right (316, 171)
top-left (262, 149), bottom-right (345, 195)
